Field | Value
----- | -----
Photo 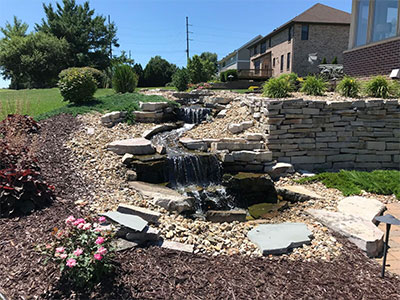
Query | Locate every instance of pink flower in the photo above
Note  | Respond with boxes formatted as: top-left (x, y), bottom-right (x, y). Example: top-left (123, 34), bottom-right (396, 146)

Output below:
top-left (55, 247), bottom-right (65, 253)
top-left (66, 258), bottom-right (77, 267)
top-left (73, 248), bottom-right (83, 257)
top-left (94, 227), bottom-right (103, 232)
top-left (97, 246), bottom-right (107, 255)
top-left (77, 223), bottom-right (84, 229)
top-left (65, 216), bottom-right (76, 224)
top-left (82, 223), bottom-right (92, 230)
top-left (95, 237), bottom-right (105, 245)
top-left (72, 218), bottom-right (85, 226)
top-left (98, 216), bottom-right (106, 223)
top-left (60, 253), bottom-right (68, 259)
top-left (94, 253), bottom-right (102, 261)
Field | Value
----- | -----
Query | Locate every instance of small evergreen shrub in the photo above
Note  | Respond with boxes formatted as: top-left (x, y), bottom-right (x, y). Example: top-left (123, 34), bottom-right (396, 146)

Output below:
top-left (331, 56), bottom-right (338, 64)
top-left (365, 76), bottom-right (392, 98)
top-left (300, 76), bottom-right (327, 96)
top-left (58, 68), bottom-right (97, 103)
top-left (172, 68), bottom-right (190, 91)
top-left (321, 57), bottom-right (327, 64)
top-left (263, 77), bottom-right (292, 98)
top-left (220, 71), bottom-right (226, 82)
top-left (336, 76), bottom-right (361, 98)
top-left (84, 67), bottom-right (105, 88)
top-left (112, 64), bottom-right (138, 93)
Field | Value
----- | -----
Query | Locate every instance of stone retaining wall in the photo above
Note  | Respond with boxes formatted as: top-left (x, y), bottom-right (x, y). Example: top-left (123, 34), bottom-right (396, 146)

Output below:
top-left (249, 98), bottom-right (400, 171)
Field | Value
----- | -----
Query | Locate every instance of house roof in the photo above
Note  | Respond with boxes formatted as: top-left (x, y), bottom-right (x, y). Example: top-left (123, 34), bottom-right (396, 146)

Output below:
top-left (247, 3), bottom-right (351, 48)
top-left (218, 35), bottom-right (263, 63)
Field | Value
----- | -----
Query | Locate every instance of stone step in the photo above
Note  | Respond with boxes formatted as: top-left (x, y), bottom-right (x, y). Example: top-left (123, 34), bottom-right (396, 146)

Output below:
top-left (205, 210), bottom-right (247, 223)
top-left (139, 101), bottom-right (169, 111)
top-left (337, 196), bottom-right (386, 224)
top-left (107, 138), bottom-right (155, 155)
top-left (101, 211), bottom-right (148, 232)
top-left (142, 123), bottom-right (181, 139)
top-left (211, 141), bottom-right (264, 152)
top-left (117, 204), bottom-right (161, 224)
top-left (277, 185), bottom-right (323, 203)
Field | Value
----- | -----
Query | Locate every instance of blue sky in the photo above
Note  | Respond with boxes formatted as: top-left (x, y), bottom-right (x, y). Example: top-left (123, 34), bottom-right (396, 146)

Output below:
top-left (0, 0), bottom-right (351, 88)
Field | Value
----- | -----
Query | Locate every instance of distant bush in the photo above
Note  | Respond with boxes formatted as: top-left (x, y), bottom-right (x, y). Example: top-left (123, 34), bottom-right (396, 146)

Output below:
top-left (300, 76), bottom-right (327, 96)
top-left (172, 68), bottom-right (190, 91)
top-left (224, 69), bottom-right (238, 81)
top-left (365, 76), bottom-right (391, 98)
top-left (336, 76), bottom-right (361, 98)
top-left (263, 77), bottom-right (292, 98)
top-left (331, 56), bottom-right (338, 64)
top-left (220, 71), bottom-right (226, 82)
top-left (112, 64), bottom-right (138, 93)
top-left (321, 57), bottom-right (327, 64)
top-left (58, 68), bottom-right (97, 103)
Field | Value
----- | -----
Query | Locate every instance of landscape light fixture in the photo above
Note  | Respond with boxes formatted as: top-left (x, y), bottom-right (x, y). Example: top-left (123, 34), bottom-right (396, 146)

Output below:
top-left (374, 214), bottom-right (400, 278)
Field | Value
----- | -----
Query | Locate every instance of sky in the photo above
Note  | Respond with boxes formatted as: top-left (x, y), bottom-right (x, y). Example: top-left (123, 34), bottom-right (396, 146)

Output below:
top-left (0, 0), bottom-right (351, 88)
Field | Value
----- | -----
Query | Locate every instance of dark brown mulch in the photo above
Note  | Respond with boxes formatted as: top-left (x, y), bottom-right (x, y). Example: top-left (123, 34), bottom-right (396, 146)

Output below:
top-left (0, 114), bottom-right (400, 300)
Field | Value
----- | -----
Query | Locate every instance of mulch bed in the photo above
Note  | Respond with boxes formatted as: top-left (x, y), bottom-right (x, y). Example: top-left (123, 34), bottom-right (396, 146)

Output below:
top-left (0, 114), bottom-right (400, 300)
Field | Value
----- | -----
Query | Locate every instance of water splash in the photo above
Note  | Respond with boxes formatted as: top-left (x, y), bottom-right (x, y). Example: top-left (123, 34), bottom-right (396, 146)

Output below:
top-left (177, 106), bottom-right (212, 124)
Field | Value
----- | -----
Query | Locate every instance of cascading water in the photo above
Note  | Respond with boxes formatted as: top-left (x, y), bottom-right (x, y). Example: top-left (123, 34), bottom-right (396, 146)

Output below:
top-left (176, 106), bottom-right (212, 124)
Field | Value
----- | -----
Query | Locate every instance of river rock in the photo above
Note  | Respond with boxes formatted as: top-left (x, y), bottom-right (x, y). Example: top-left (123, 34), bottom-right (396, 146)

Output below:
top-left (129, 181), bottom-right (195, 213)
top-left (117, 204), bottom-right (161, 224)
top-left (107, 138), bottom-right (155, 155)
top-left (248, 223), bottom-right (313, 255)
top-left (277, 185), bottom-right (322, 203)
top-left (206, 209), bottom-right (247, 223)
top-left (307, 209), bottom-right (384, 257)
top-left (337, 196), bottom-right (386, 224)
top-left (139, 101), bottom-right (169, 111)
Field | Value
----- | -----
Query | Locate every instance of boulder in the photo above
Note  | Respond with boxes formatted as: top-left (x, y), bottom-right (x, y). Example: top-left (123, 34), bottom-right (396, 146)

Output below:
top-left (241, 121), bottom-right (253, 130)
top-left (126, 154), bottom-right (169, 183)
top-left (337, 196), bottom-right (386, 224)
top-left (216, 109), bottom-right (227, 118)
top-left (277, 185), bottom-right (322, 203)
top-left (205, 209), bottom-right (247, 223)
top-left (248, 223), bottom-right (313, 255)
top-left (129, 181), bottom-right (195, 213)
top-left (107, 138), bottom-right (155, 155)
top-left (117, 204), bottom-right (161, 224)
top-left (264, 162), bottom-right (295, 179)
top-left (211, 96), bottom-right (232, 105)
top-left (307, 209), bottom-right (384, 257)
top-left (139, 101), bottom-right (169, 111)
top-left (126, 170), bottom-right (137, 181)
top-left (142, 123), bottom-right (180, 139)
top-left (228, 123), bottom-right (243, 134)
top-left (125, 227), bottom-right (160, 243)
top-left (122, 153), bottom-right (135, 165)
top-left (133, 111), bottom-right (164, 123)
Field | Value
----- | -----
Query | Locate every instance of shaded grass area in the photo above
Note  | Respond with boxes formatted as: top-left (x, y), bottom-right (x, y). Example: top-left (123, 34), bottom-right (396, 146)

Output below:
top-left (0, 88), bottom-right (114, 121)
top-left (298, 170), bottom-right (400, 199)
top-left (36, 92), bottom-right (173, 121)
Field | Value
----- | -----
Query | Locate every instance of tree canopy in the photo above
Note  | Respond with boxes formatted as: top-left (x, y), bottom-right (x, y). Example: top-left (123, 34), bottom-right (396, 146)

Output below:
top-left (187, 54), bottom-right (216, 84)
top-left (143, 56), bottom-right (177, 87)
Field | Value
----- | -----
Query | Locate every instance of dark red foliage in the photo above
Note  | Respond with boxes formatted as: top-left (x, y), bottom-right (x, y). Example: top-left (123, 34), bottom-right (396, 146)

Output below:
top-left (0, 114), bottom-right (40, 137)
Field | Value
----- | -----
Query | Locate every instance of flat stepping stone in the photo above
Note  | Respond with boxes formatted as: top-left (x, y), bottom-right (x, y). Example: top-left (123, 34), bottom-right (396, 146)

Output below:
top-left (307, 209), bottom-right (384, 257)
top-left (139, 101), bottom-right (169, 111)
top-left (107, 138), bottom-right (155, 155)
top-left (337, 196), bottom-right (386, 224)
top-left (205, 210), bottom-right (247, 223)
top-left (277, 185), bottom-right (323, 202)
top-left (101, 211), bottom-right (148, 232)
top-left (247, 223), bottom-right (313, 255)
top-left (117, 204), bottom-right (161, 224)
top-left (248, 201), bottom-right (289, 219)
top-left (161, 240), bottom-right (194, 253)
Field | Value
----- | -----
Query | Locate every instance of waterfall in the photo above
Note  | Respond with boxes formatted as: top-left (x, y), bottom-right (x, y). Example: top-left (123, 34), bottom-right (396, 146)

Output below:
top-left (177, 106), bottom-right (212, 124)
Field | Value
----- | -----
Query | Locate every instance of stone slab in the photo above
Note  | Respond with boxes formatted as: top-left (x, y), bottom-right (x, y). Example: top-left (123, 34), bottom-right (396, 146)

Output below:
top-left (205, 209), bottom-right (247, 223)
top-left (277, 185), bottom-right (322, 202)
top-left (101, 211), bottom-right (148, 232)
top-left (264, 162), bottom-right (294, 179)
top-left (161, 240), bottom-right (195, 253)
top-left (142, 124), bottom-right (179, 139)
top-left (107, 138), bottom-right (155, 155)
top-left (337, 196), bottom-right (386, 224)
top-left (113, 238), bottom-right (139, 252)
top-left (117, 204), bottom-right (161, 224)
top-left (247, 223), bottom-right (313, 255)
top-left (307, 209), bottom-right (384, 257)
top-left (139, 101), bottom-right (169, 111)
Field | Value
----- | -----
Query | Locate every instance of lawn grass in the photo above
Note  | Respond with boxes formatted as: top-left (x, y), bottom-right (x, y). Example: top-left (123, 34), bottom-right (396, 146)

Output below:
top-left (297, 170), bottom-right (400, 199)
top-left (0, 88), bottom-right (114, 121)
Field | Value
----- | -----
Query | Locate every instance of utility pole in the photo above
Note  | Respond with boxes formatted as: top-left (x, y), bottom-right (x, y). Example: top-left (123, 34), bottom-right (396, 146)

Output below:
top-left (108, 15), bottom-right (112, 59)
top-left (186, 16), bottom-right (193, 62)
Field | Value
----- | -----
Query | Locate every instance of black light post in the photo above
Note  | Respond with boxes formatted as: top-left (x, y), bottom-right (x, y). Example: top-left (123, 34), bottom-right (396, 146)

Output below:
top-left (374, 214), bottom-right (400, 278)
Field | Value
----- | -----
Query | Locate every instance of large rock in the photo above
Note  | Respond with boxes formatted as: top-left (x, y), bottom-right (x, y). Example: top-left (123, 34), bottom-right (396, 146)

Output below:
top-left (277, 185), bottom-right (322, 203)
top-left (223, 173), bottom-right (277, 207)
top-left (125, 154), bottom-right (168, 183)
top-left (134, 111), bottom-right (164, 123)
top-left (231, 150), bottom-right (272, 162)
top-left (101, 211), bottom-right (148, 232)
top-left (337, 196), bottom-right (386, 224)
top-left (248, 223), bottom-right (313, 255)
top-left (264, 162), bottom-right (295, 179)
top-left (228, 123), bottom-right (243, 134)
top-left (117, 204), bottom-right (161, 224)
top-left (129, 181), bottom-right (194, 213)
top-left (142, 123), bottom-right (180, 139)
top-left (107, 138), bottom-right (155, 155)
top-left (161, 240), bottom-right (194, 253)
top-left (248, 201), bottom-right (289, 219)
top-left (139, 101), bottom-right (169, 111)
top-left (205, 210), bottom-right (247, 223)
top-left (307, 209), bottom-right (384, 257)
top-left (179, 137), bottom-right (208, 151)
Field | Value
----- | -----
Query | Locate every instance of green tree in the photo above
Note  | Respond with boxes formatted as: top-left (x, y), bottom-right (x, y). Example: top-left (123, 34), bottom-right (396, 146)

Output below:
top-left (0, 32), bottom-right (69, 89)
top-left (0, 16), bottom-right (28, 39)
top-left (133, 63), bottom-right (144, 87)
top-left (187, 55), bottom-right (215, 84)
top-left (172, 68), bottom-right (189, 91)
top-left (200, 52), bottom-right (218, 74)
top-left (36, 0), bottom-right (118, 71)
top-left (143, 56), bottom-right (177, 87)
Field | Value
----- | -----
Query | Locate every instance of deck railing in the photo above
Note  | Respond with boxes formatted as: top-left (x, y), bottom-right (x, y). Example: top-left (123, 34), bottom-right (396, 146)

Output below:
top-left (237, 69), bottom-right (272, 79)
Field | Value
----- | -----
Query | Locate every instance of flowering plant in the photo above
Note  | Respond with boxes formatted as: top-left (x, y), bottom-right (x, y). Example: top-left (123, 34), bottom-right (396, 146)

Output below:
top-left (47, 215), bottom-right (115, 288)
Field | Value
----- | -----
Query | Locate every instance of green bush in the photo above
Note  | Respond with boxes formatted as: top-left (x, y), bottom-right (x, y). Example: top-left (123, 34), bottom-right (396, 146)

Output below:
top-left (224, 69), bottom-right (238, 81)
top-left (331, 56), bottom-right (338, 64)
top-left (263, 77), bottom-right (292, 98)
top-left (365, 76), bottom-right (392, 98)
top-left (58, 68), bottom-right (97, 103)
top-left (279, 73), bottom-right (298, 91)
top-left (321, 57), bottom-right (327, 64)
top-left (336, 76), bottom-right (361, 98)
top-left (300, 76), bottom-right (327, 96)
top-left (172, 68), bottom-right (190, 91)
top-left (220, 71), bottom-right (226, 82)
top-left (390, 80), bottom-right (400, 98)
top-left (112, 64), bottom-right (138, 93)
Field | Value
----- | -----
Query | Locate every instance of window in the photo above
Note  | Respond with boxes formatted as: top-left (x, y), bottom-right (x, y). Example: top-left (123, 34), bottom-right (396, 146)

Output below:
top-left (273, 58), bottom-right (275, 67)
top-left (287, 53), bottom-right (291, 70)
top-left (371, 0), bottom-right (398, 42)
top-left (301, 24), bottom-right (309, 40)
top-left (288, 26), bottom-right (293, 41)
top-left (268, 38), bottom-right (272, 48)
top-left (260, 42), bottom-right (266, 53)
top-left (280, 55), bottom-right (284, 72)
top-left (254, 60), bottom-right (261, 74)
top-left (355, 0), bottom-right (370, 46)
top-left (254, 45), bottom-right (259, 55)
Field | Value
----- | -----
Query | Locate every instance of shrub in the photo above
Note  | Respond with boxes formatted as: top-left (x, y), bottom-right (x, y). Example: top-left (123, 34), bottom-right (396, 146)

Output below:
top-left (84, 67), bottom-right (105, 88)
top-left (321, 57), bottom-right (327, 64)
top-left (331, 56), bottom-right (338, 64)
top-left (0, 168), bottom-right (54, 217)
top-left (300, 76), bottom-right (327, 96)
top-left (365, 76), bottom-right (392, 98)
top-left (263, 77), bottom-right (292, 98)
top-left (278, 73), bottom-right (298, 91)
top-left (112, 64), bottom-right (138, 93)
top-left (48, 215), bottom-right (115, 289)
top-left (58, 68), bottom-right (97, 103)
top-left (224, 69), bottom-right (238, 81)
top-left (220, 71), bottom-right (226, 82)
top-left (172, 68), bottom-right (190, 91)
top-left (390, 80), bottom-right (400, 98)
top-left (336, 76), bottom-right (361, 98)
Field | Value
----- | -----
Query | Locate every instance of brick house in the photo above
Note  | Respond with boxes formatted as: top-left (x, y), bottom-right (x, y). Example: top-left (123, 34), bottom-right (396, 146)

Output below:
top-left (246, 3), bottom-right (351, 78)
top-left (343, 0), bottom-right (400, 78)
